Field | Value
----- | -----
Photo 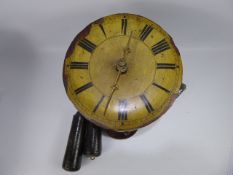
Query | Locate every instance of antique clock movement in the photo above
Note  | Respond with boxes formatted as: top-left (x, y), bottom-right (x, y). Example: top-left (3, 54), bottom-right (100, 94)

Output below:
top-left (62, 13), bottom-right (186, 171)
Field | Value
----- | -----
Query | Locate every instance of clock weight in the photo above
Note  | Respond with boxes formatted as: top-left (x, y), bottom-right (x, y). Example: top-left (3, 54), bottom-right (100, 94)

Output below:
top-left (63, 112), bottom-right (102, 171)
top-left (83, 121), bottom-right (102, 159)
top-left (62, 112), bottom-right (85, 171)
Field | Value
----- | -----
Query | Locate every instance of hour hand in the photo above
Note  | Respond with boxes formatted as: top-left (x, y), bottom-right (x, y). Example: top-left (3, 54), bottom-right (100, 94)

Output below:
top-left (103, 71), bottom-right (121, 115)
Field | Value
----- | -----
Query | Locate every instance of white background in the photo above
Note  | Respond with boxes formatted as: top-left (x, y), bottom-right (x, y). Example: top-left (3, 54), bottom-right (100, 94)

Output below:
top-left (0, 0), bottom-right (233, 175)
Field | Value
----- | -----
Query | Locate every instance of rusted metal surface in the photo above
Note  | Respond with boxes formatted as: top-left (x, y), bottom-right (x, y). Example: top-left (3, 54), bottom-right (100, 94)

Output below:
top-left (65, 25), bottom-right (91, 58)
top-left (63, 17), bottom-right (105, 91)
top-left (65, 17), bottom-right (104, 58)
top-left (169, 35), bottom-right (181, 56)
top-left (106, 129), bottom-right (137, 139)
top-left (62, 62), bottom-right (68, 92)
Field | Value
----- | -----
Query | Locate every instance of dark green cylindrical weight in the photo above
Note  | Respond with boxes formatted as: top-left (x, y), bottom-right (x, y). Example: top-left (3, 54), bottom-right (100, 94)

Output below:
top-left (83, 121), bottom-right (102, 159)
top-left (62, 112), bottom-right (86, 171)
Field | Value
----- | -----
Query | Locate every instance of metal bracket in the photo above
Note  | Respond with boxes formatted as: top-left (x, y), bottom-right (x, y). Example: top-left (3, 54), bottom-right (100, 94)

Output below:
top-left (178, 83), bottom-right (186, 96)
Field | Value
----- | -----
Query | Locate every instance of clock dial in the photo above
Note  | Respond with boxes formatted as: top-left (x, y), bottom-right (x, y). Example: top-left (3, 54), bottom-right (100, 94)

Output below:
top-left (63, 13), bottom-right (183, 131)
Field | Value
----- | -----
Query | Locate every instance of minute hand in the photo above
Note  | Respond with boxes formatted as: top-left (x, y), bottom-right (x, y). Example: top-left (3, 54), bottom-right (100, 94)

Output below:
top-left (122, 31), bottom-right (133, 62)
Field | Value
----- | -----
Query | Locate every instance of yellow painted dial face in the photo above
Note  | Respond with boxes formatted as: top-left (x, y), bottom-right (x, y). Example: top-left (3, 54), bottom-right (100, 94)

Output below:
top-left (63, 13), bottom-right (183, 131)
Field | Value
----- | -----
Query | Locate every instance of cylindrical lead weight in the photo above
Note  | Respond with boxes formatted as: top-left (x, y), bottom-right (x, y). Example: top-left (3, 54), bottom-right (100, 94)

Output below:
top-left (83, 120), bottom-right (102, 158)
top-left (63, 112), bottom-right (86, 171)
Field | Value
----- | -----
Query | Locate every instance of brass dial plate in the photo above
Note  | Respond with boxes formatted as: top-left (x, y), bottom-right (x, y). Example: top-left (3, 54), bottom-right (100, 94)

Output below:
top-left (63, 13), bottom-right (183, 131)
